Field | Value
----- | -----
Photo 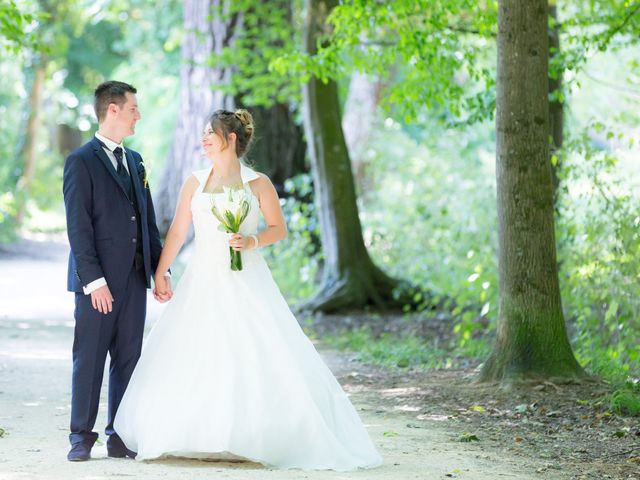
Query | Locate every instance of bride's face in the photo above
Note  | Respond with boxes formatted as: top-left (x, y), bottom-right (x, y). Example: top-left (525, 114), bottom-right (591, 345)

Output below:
top-left (202, 126), bottom-right (236, 157)
top-left (202, 126), bottom-right (223, 156)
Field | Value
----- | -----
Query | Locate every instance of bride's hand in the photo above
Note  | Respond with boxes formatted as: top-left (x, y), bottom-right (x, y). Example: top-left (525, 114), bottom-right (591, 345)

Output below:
top-left (229, 233), bottom-right (255, 251)
top-left (153, 274), bottom-right (173, 303)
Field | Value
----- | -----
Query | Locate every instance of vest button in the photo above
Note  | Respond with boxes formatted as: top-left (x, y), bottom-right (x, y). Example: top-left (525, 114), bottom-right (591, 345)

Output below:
top-left (131, 216), bottom-right (136, 221)
top-left (132, 238), bottom-right (137, 243)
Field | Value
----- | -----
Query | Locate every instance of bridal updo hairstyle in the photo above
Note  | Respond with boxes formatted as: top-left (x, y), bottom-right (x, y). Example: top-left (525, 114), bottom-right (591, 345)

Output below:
top-left (208, 109), bottom-right (255, 158)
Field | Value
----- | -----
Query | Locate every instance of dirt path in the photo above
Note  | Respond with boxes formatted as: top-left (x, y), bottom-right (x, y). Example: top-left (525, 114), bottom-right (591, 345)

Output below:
top-left (0, 238), bottom-right (616, 480)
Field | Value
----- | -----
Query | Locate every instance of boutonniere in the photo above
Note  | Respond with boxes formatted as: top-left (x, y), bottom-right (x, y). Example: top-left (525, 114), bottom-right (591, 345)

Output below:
top-left (136, 161), bottom-right (150, 189)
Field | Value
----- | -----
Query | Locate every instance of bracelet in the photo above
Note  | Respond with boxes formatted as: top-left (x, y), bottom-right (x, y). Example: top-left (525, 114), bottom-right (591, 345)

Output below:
top-left (249, 234), bottom-right (259, 249)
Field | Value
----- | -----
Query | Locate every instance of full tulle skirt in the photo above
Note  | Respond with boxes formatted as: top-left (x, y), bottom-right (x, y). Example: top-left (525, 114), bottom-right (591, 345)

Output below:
top-left (113, 248), bottom-right (382, 471)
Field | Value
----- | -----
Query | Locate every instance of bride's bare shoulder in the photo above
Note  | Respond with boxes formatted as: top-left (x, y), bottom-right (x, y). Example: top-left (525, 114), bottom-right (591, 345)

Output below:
top-left (251, 172), bottom-right (275, 190)
top-left (180, 174), bottom-right (200, 197)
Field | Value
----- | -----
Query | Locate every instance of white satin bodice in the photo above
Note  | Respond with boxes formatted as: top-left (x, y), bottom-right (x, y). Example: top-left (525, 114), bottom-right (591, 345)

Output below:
top-left (190, 165), bottom-right (262, 266)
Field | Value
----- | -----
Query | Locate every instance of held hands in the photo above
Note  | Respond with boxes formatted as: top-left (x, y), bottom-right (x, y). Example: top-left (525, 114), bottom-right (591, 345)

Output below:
top-left (153, 274), bottom-right (173, 303)
top-left (91, 285), bottom-right (114, 313)
top-left (228, 233), bottom-right (257, 251)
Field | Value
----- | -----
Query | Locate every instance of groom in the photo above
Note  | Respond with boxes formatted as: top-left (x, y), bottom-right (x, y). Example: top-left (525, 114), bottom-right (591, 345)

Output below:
top-left (63, 80), bottom-right (170, 461)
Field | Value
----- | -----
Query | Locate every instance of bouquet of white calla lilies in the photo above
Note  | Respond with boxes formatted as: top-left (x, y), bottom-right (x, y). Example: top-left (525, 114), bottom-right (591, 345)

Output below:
top-left (210, 185), bottom-right (252, 271)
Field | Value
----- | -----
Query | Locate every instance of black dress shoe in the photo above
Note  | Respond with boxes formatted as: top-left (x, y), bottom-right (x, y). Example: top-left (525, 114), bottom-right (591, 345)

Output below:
top-left (67, 443), bottom-right (91, 462)
top-left (107, 447), bottom-right (136, 459)
top-left (107, 435), bottom-right (136, 459)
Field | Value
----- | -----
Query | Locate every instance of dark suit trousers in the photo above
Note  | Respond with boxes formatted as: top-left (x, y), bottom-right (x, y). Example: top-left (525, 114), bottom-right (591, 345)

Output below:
top-left (69, 264), bottom-right (146, 447)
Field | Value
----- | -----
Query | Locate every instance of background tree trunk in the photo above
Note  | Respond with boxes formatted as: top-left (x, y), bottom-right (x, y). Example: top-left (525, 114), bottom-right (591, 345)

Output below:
top-left (235, 102), bottom-right (306, 197)
top-left (341, 72), bottom-right (382, 188)
top-left (154, 0), bottom-right (240, 234)
top-left (56, 124), bottom-right (83, 158)
top-left (155, 1), bottom-right (306, 232)
top-left (235, 0), bottom-right (307, 194)
top-left (300, 0), bottom-right (409, 313)
top-left (479, 0), bottom-right (584, 382)
top-left (16, 60), bottom-right (46, 225)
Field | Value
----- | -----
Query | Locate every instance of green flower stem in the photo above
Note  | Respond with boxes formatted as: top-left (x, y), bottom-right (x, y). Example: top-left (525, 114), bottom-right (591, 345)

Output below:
top-left (230, 247), bottom-right (243, 271)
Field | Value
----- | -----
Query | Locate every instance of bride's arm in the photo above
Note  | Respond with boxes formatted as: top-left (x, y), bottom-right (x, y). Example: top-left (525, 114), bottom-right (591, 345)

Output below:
top-left (231, 173), bottom-right (287, 251)
top-left (155, 175), bottom-right (199, 280)
top-left (254, 174), bottom-right (288, 247)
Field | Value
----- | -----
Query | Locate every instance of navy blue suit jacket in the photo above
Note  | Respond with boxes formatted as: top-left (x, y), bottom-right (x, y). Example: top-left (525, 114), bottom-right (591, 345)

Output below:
top-left (63, 136), bottom-right (163, 293)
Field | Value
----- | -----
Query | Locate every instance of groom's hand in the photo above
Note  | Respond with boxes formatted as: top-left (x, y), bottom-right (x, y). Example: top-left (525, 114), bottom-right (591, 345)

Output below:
top-left (91, 285), bottom-right (114, 313)
top-left (153, 275), bottom-right (173, 303)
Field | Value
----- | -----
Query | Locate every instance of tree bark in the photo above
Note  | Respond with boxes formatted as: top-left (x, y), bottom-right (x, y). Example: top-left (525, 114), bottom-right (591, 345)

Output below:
top-left (235, 102), bottom-right (307, 197)
top-left (56, 124), bottom-right (83, 158)
top-left (154, 0), bottom-right (241, 233)
top-left (16, 60), bottom-right (46, 225)
top-left (341, 72), bottom-right (382, 188)
top-left (300, 0), bottom-right (409, 312)
top-left (479, 0), bottom-right (584, 382)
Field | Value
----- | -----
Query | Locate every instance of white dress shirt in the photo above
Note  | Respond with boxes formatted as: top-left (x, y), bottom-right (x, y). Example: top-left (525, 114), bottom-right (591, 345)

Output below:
top-left (95, 131), bottom-right (129, 173)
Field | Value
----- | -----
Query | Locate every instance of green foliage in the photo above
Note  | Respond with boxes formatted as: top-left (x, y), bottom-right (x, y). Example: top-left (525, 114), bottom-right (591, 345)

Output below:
top-left (205, 0), bottom-right (300, 107)
top-left (59, 0), bottom-right (182, 176)
top-left (550, 1), bottom-right (640, 97)
top-left (267, 112), bottom-right (499, 350)
top-left (322, 326), bottom-right (488, 370)
top-left (324, 327), bottom-right (449, 369)
top-left (0, 0), bottom-right (42, 53)
top-left (606, 383), bottom-right (640, 417)
top-left (360, 115), bottom-right (499, 345)
top-left (0, 58), bottom-right (24, 241)
top-left (264, 174), bottom-right (321, 304)
top-left (271, 0), bottom-right (497, 123)
top-left (0, 192), bottom-right (18, 243)
top-left (557, 124), bottom-right (640, 380)
top-left (0, 0), bottom-right (182, 242)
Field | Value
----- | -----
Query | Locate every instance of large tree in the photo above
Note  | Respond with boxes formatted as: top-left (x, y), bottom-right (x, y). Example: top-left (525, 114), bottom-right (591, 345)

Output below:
top-left (479, 0), bottom-right (584, 382)
top-left (154, 0), bottom-right (240, 232)
top-left (155, 0), bottom-right (306, 232)
top-left (300, 0), bottom-right (408, 312)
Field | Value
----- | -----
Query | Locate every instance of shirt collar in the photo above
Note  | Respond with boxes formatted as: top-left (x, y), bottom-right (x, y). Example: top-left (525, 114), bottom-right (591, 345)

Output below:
top-left (95, 132), bottom-right (125, 153)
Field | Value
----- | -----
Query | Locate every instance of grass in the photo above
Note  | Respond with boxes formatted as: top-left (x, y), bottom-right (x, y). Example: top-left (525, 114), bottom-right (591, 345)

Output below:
top-left (319, 326), bottom-right (640, 417)
top-left (319, 326), bottom-right (489, 370)
top-left (582, 355), bottom-right (640, 416)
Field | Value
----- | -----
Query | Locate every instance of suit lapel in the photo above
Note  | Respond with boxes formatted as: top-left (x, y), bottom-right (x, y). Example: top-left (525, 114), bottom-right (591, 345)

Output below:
top-left (126, 149), bottom-right (146, 211)
top-left (91, 137), bottom-right (130, 199)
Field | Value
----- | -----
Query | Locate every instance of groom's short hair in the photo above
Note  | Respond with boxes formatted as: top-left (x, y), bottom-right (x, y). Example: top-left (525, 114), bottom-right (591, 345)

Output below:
top-left (94, 81), bottom-right (137, 122)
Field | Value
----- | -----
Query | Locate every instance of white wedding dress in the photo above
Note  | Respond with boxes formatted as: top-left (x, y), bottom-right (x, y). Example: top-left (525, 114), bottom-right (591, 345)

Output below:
top-left (113, 165), bottom-right (382, 471)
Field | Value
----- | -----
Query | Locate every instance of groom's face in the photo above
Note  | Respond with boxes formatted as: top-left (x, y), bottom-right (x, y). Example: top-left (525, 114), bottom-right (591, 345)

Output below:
top-left (113, 92), bottom-right (141, 137)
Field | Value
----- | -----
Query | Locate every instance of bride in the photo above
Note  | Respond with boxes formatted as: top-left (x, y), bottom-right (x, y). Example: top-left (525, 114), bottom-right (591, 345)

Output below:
top-left (113, 109), bottom-right (382, 471)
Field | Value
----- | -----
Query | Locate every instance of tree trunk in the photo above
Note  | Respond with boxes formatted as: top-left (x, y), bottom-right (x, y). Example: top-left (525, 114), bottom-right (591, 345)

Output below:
top-left (154, 0), bottom-right (241, 233)
top-left (56, 124), bottom-right (83, 158)
top-left (341, 72), bottom-right (382, 188)
top-left (479, 0), bottom-right (584, 382)
top-left (155, 1), bottom-right (307, 232)
top-left (236, 102), bottom-right (307, 197)
top-left (300, 0), bottom-right (409, 313)
top-left (548, 1), bottom-right (564, 206)
top-left (16, 60), bottom-right (46, 225)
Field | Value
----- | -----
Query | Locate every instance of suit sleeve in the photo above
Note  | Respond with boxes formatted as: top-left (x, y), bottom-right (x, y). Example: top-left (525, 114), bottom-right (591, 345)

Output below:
top-left (63, 154), bottom-right (105, 285)
top-left (146, 188), bottom-right (164, 275)
top-left (137, 154), bottom-right (164, 274)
